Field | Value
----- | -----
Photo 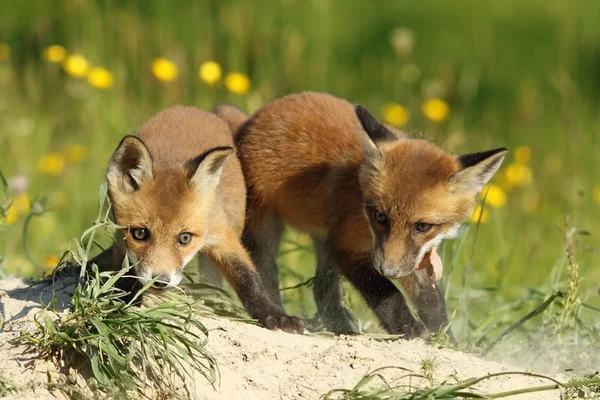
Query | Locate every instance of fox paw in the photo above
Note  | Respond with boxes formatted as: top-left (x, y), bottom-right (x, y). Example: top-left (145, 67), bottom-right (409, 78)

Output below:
top-left (263, 314), bottom-right (304, 334)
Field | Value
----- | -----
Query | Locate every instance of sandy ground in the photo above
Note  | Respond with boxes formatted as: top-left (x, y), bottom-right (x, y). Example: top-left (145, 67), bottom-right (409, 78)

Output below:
top-left (0, 278), bottom-right (565, 399)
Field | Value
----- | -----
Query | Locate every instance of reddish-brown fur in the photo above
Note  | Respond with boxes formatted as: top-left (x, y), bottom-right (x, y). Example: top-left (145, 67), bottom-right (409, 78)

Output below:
top-left (231, 92), bottom-right (506, 337)
top-left (103, 105), bottom-right (303, 334)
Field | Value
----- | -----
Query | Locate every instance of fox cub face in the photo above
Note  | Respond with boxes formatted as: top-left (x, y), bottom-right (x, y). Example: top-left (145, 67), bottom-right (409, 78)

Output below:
top-left (355, 106), bottom-right (507, 279)
top-left (107, 136), bottom-right (232, 289)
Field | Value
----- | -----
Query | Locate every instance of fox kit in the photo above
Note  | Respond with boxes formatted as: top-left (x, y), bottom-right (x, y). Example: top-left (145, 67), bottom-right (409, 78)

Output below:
top-left (104, 105), bottom-right (303, 333)
top-left (218, 93), bottom-right (506, 337)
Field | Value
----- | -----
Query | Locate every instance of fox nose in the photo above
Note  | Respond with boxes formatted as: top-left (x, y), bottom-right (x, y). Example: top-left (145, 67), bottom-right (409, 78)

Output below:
top-left (381, 265), bottom-right (399, 278)
top-left (152, 274), bottom-right (170, 289)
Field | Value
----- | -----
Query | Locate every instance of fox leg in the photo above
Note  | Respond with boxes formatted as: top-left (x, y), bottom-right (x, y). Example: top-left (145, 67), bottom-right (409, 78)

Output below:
top-left (206, 229), bottom-right (303, 334)
top-left (400, 270), bottom-right (454, 339)
top-left (242, 206), bottom-right (285, 307)
top-left (331, 245), bottom-right (425, 338)
top-left (311, 236), bottom-right (357, 334)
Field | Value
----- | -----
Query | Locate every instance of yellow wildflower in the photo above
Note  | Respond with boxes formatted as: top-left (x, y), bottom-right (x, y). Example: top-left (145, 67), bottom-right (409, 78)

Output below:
top-left (42, 45), bottom-right (66, 63)
top-left (593, 185), bottom-right (600, 205)
top-left (87, 67), bottom-right (114, 89)
top-left (0, 43), bottom-right (10, 61)
top-left (199, 61), bottom-right (222, 86)
top-left (13, 194), bottom-right (30, 214)
top-left (382, 103), bottom-right (410, 127)
top-left (471, 205), bottom-right (490, 224)
top-left (65, 144), bottom-right (87, 163)
top-left (225, 72), bottom-right (251, 95)
top-left (1, 194), bottom-right (30, 225)
top-left (63, 54), bottom-right (90, 78)
top-left (152, 58), bottom-right (178, 82)
top-left (514, 145), bottom-right (531, 164)
top-left (522, 192), bottom-right (540, 213)
top-left (505, 162), bottom-right (532, 187)
top-left (3, 206), bottom-right (18, 224)
top-left (43, 254), bottom-right (60, 268)
top-left (481, 184), bottom-right (506, 208)
top-left (422, 98), bottom-right (450, 123)
top-left (37, 153), bottom-right (65, 176)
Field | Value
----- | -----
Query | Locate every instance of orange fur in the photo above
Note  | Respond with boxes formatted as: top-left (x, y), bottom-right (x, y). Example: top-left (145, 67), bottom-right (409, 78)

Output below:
top-left (104, 105), bottom-right (303, 333)
top-left (235, 92), bottom-right (507, 336)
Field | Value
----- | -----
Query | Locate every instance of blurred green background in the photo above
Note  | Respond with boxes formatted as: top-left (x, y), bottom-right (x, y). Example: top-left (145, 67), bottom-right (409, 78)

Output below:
top-left (0, 0), bottom-right (598, 356)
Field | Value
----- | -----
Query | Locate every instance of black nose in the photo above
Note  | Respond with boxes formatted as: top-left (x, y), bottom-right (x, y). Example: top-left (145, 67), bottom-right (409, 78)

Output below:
top-left (152, 275), bottom-right (170, 289)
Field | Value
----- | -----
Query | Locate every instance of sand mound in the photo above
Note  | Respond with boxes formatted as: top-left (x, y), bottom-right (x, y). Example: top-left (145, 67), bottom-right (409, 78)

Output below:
top-left (0, 278), bottom-right (563, 399)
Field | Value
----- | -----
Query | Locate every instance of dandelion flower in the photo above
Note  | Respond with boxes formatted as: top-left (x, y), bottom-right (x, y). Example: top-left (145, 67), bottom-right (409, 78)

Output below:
top-left (42, 45), bottom-right (66, 63)
top-left (65, 144), bottom-right (88, 163)
top-left (422, 98), bottom-right (449, 123)
top-left (0, 43), bottom-right (10, 61)
top-left (505, 162), bottom-right (532, 187)
top-left (87, 67), bottom-right (114, 89)
top-left (514, 145), bottom-right (531, 164)
top-left (199, 61), bottom-right (222, 86)
top-left (152, 58), bottom-right (178, 82)
top-left (3, 207), bottom-right (18, 224)
top-left (225, 72), bottom-right (251, 95)
top-left (13, 194), bottom-right (30, 214)
top-left (382, 103), bottom-right (410, 127)
top-left (593, 185), bottom-right (600, 205)
top-left (471, 205), bottom-right (490, 224)
top-left (43, 254), bottom-right (60, 268)
top-left (37, 153), bottom-right (65, 176)
top-left (481, 184), bottom-right (506, 208)
top-left (63, 54), bottom-right (90, 78)
top-left (522, 192), bottom-right (540, 213)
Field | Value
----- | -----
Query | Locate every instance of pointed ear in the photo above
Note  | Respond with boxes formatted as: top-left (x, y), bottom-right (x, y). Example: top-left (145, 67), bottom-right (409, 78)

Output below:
top-left (187, 146), bottom-right (234, 192)
top-left (450, 148), bottom-right (508, 194)
top-left (214, 104), bottom-right (249, 133)
top-left (355, 105), bottom-right (397, 143)
top-left (107, 136), bottom-right (153, 194)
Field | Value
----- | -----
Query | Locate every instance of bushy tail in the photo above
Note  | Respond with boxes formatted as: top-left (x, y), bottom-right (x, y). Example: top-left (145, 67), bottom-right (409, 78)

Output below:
top-left (214, 105), bottom-right (249, 136)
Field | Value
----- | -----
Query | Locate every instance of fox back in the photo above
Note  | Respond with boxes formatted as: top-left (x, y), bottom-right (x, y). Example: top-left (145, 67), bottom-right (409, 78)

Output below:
top-left (107, 106), bottom-right (245, 288)
top-left (236, 92), bottom-right (506, 279)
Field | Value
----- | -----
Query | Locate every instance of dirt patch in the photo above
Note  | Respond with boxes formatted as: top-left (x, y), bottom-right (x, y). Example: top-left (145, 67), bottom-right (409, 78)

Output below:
top-left (0, 278), bottom-right (564, 399)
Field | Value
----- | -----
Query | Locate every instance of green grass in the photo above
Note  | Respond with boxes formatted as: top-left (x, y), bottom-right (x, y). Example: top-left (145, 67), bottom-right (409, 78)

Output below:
top-left (323, 367), bottom-right (600, 399)
top-left (0, 0), bottom-right (599, 384)
top-left (13, 186), bottom-right (222, 399)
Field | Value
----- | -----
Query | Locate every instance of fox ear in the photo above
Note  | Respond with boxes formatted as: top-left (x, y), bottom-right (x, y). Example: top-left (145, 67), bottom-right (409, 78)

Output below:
top-left (355, 105), bottom-right (397, 144)
top-left (107, 135), bottom-right (153, 194)
top-left (214, 104), bottom-right (249, 133)
top-left (187, 146), bottom-right (234, 193)
top-left (450, 148), bottom-right (508, 194)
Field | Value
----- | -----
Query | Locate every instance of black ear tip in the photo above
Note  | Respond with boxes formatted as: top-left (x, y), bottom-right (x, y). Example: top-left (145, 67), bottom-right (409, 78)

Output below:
top-left (354, 104), bottom-right (371, 120)
top-left (118, 135), bottom-right (145, 149)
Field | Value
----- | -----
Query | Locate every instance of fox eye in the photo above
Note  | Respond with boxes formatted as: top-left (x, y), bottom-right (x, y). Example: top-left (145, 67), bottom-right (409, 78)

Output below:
top-left (373, 211), bottom-right (388, 225)
top-left (178, 232), bottom-right (192, 246)
top-left (415, 222), bottom-right (433, 233)
top-left (132, 228), bottom-right (149, 241)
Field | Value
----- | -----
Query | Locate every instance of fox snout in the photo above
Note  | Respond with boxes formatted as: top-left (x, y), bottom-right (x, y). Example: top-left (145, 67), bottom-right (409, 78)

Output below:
top-left (377, 261), bottom-right (415, 279)
top-left (134, 264), bottom-right (183, 290)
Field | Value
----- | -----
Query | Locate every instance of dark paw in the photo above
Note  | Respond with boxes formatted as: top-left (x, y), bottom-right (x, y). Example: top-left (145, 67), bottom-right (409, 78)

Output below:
top-left (263, 314), bottom-right (305, 334)
top-left (399, 322), bottom-right (426, 340)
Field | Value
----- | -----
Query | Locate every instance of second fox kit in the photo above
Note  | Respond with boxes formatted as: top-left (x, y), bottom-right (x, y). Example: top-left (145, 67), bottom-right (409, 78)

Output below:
top-left (216, 92), bottom-right (506, 337)
top-left (105, 105), bottom-right (303, 333)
